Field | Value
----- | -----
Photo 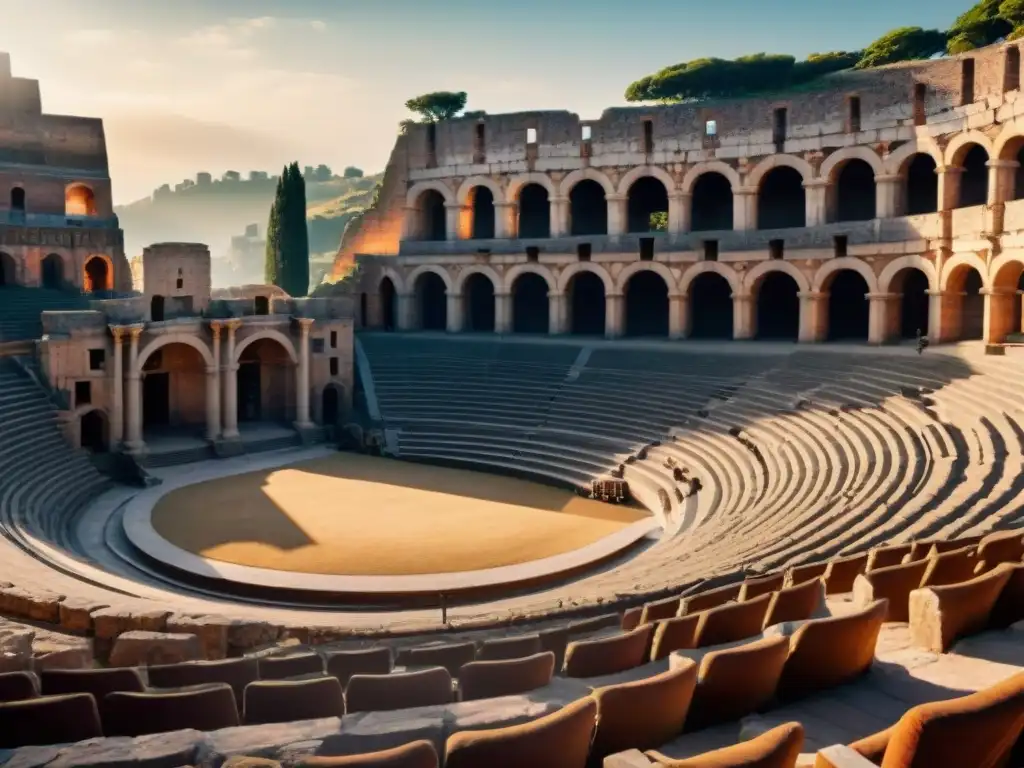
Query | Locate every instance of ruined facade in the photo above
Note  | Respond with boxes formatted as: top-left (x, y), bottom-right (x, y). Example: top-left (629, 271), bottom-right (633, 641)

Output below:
top-left (0, 53), bottom-right (130, 293)
top-left (342, 41), bottom-right (1024, 345)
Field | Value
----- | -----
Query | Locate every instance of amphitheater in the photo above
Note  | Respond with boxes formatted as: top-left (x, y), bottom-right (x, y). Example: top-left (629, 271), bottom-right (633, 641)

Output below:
top-left (2, 43), bottom-right (1024, 768)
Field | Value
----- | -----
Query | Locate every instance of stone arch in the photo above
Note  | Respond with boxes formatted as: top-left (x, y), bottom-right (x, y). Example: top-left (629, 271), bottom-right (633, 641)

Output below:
top-left (64, 183), bottom-right (96, 217)
top-left (742, 260), bottom-right (811, 295)
top-left (556, 262), bottom-right (615, 294)
top-left (506, 172), bottom-right (557, 204)
top-left (502, 263), bottom-right (556, 294)
top-left (456, 176), bottom-right (503, 206)
top-left (993, 123), bottom-right (1024, 162)
top-left (681, 161), bottom-right (741, 195)
top-left (884, 138), bottom-right (945, 175)
top-left (745, 154), bottom-right (815, 188)
top-left (235, 329), bottom-right (299, 365)
top-left (411, 268), bottom-right (449, 331)
top-left (623, 270), bottom-right (670, 337)
top-left (405, 180), bottom-right (455, 208)
top-left (406, 264), bottom-right (455, 293)
top-left (321, 381), bottom-right (345, 428)
top-left (462, 272), bottom-right (497, 332)
top-left (453, 264), bottom-right (501, 295)
top-left (509, 270), bottom-right (551, 334)
top-left (679, 261), bottom-right (742, 297)
top-left (375, 266), bottom-right (406, 295)
top-left (135, 333), bottom-right (215, 376)
top-left (820, 146), bottom-right (884, 181)
top-left (942, 258), bottom-right (987, 341)
top-left (616, 165), bottom-right (677, 196)
top-left (83, 254), bottom-right (113, 293)
top-left (75, 405), bottom-right (109, 453)
top-left (940, 252), bottom-right (991, 292)
top-left (0, 252), bottom-right (16, 286)
top-left (878, 255), bottom-right (939, 294)
top-left (945, 130), bottom-right (995, 167)
top-left (558, 168), bottom-right (616, 198)
top-left (615, 261), bottom-right (679, 296)
top-left (990, 252), bottom-right (1024, 290)
top-left (812, 257), bottom-right (880, 293)
top-left (41, 253), bottom-right (66, 289)
top-left (565, 270), bottom-right (606, 336)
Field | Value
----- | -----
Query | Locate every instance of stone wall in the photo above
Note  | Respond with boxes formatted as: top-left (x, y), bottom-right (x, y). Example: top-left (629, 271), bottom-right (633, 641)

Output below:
top-left (142, 243), bottom-right (213, 315)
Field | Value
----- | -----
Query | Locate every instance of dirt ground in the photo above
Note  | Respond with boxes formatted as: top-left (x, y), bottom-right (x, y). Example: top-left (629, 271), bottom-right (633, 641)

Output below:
top-left (151, 454), bottom-right (647, 576)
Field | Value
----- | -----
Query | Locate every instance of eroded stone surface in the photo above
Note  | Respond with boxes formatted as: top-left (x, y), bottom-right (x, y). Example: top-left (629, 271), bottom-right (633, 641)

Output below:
top-left (0, 586), bottom-right (63, 624)
top-left (0, 628), bottom-right (34, 673)
top-left (58, 599), bottom-right (110, 634)
top-left (166, 615), bottom-right (229, 661)
top-left (109, 631), bottom-right (201, 668)
top-left (227, 621), bottom-right (281, 654)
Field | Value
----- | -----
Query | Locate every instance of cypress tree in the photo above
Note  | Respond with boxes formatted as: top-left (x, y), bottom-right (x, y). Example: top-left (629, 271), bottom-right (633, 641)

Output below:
top-left (285, 162), bottom-right (310, 296)
top-left (264, 171), bottom-right (285, 287)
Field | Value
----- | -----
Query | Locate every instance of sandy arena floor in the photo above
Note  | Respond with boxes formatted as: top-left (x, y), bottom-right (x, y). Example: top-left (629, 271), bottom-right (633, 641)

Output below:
top-left (151, 454), bottom-right (648, 576)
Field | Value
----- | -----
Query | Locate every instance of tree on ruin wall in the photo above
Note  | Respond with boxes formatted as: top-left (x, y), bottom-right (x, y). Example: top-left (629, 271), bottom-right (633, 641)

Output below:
top-left (404, 91), bottom-right (468, 122)
top-left (264, 163), bottom-right (311, 297)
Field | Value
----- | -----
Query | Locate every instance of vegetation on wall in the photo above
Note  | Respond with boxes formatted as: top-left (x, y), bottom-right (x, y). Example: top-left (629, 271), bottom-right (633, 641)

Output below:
top-left (399, 91), bottom-right (482, 134)
top-left (265, 163), bottom-right (311, 297)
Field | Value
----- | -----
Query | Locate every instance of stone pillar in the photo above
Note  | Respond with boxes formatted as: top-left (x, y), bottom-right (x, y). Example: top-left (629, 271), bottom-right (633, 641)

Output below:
top-left (495, 292), bottom-right (511, 333)
top-left (551, 196), bottom-right (570, 238)
top-left (734, 188), bottom-right (757, 230)
top-left (400, 205), bottom-right (418, 240)
top-left (396, 292), bottom-right (414, 330)
top-left (875, 174), bottom-right (901, 219)
top-left (206, 323), bottom-right (222, 441)
top-left (444, 203), bottom-right (463, 241)
top-left (987, 159), bottom-right (1018, 204)
top-left (928, 290), bottom-right (962, 343)
top-left (937, 166), bottom-right (963, 211)
top-left (866, 292), bottom-right (896, 345)
top-left (495, 202), bottom-right (517, 239)
top-left (109, 326), bottom-right (124, 446)
top-left (797, 291), bottom-right (826, 343)
top-left (669, 294), bottom-right (689, 339)
top-left (549, 291), bottom-right (565, 335)
top-left (606, 193), bottom-right (628, 237)
top-left (669, 193), bottom-right (690, 235)
top-left (222, 320), bottom-right (241, 439)
top-left (124, 325), bottom-right (145, 453)
top-left (446, 292), bottom-right (463, 333)
top-left (295, 318), bottom-right (314, 429)
top-left (804, 180), bottom-right (828, 227)
top-left (605, 293), bottom-right (624, 339)
top-left (732, 293), bottom-right (754, 340)
top-left (981, 288), bottom-right (1019, 344)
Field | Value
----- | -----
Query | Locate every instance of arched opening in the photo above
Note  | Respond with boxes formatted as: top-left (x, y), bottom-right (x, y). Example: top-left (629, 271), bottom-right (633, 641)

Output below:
top-left (238, 338), bottom-right (295, 424)
top-left (463, 273), bottom-right (496, 332)
top-left (359, 293), bottom-right (367, 327)
top-left (958, 144), bottom-right (989, 208)
top-left (1015, 143), bottom-right (1024, 200)
top-left (415, 271), bottom-right (447, 331)
top-left (83, 256), bottom-right (110, 293)
top-left (754, 272), bottom-right (800, 340)
top-left (832, 159), bottom-right (877, 222)
top-left (946, 266), bottom-right (986, 341)
top-left (10, 187), bottom-right (25, 212)
top-left (511, 272), bottom-right (549, 333)
top-left (1015, 271), bottom-right (1024, 338)
top-left (757, 166), bottom-right (806, 229)
top-left (80, 410), bottom-right (108, 453)
top-left (322, 385), bottom-right (342, 428)
top-left (904, 154), bottom-right (939, 215)
top-left (891, 268), bottom-right (930, 340)
top-left (689, 273), bottom-right (733, 339)
top-left (141, 343), bottom-right (207, 438)
top-left (380, 277), bottom-right (396, 331)
top-left (991, 261), bottom-right (1024, 342)
top-left (825, 270), bottom-right (870, 341)
top-left (567, 271), bottom-right (606, 335)
top-left (0, 253), bottom-right (15, 287)
top-left (569, 179), bottom-right (607, 236)
top-left (418, 190), bottom-right (447, 241)
top-left (518, 184), bottom-right (551, 238)
top-left (41, 253), bottom-right (64, 289)
top-left (65, 185), bottom-right (97, 217)
top-left (469, 187), bottom-right (495, 239)
top-left (691, 173), bottom-right (734, 231)
top-left (151, 295), bottom-right (165, 322)
top-left (627, 177), bottom-right (669, 233)
top-left (624, 271), bottom-right (669, 337)
top-left (254, 295), bottom-right (270, 315)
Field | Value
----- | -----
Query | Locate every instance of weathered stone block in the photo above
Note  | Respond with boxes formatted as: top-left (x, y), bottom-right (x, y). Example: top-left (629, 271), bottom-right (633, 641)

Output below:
top-left (59, 598), bottom-right (110, 634)
top-left (92, 607), bottom-right (172, 639)
top-left (0, 586), bottom-right (63, 623)
top-left (34, 643), bottom-right (94, 671)
top-left (208, 718), bottom-right (341, 761)
top-left (0, 628), bottom-right (34, 672)
top-left (167, 615), bottom-right (229, 660)
top-left (320, 709), bottom-right (446, 759)
top-left (109, 631), bottom-right (202, 668)
top-left (42, 729), bottom-right (205, 768)
top-left (226, 620), bottom-right (281, 653)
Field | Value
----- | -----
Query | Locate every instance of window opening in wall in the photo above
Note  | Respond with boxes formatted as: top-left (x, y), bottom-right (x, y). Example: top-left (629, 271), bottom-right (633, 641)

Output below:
top-left (312, 338), bottom-right (325, 354)
top-left (10, 187), bottom-right (25, 212)
top-left (75, 381), bottom-right (91, 406)
top-left (642, 119), bottom-right (654, 155)
top-left (705, 120), bottom-right (718, 137)
top-left (426, 123), bottom-right (437, 167)
top-left (151, 295), bottom-right (165, 322)
top-left (577, 243), bottom-right (591, 261)
top-left (254, 295), bottom-right (269, 315)
top-left (526, 246), bottom-right (540, 262)
top-left (639, 237), bottom-right (655, 261)
top-left (330, 330), bottom-right (337, 348)
top-left (1006, 47), bottom-right (1021, 93)
top-left (88, 349), bottom-right (105, 371)
top-left (961, 58), bottom-right (975, 105)
top-left (330, 357), bottom-right (339, 376)
top-left (526, 128), bottom-right (537, 145)
top-left (769, 239), bottom-right (784, 260)
top-left (581, 125), bottom-right (592, 158)
top-left (773, 108), bottom-right (787, 151)
top-left (913, 84), bottom-right (927, 126)
top-left (704, 240), bottom-right (719, 262)
top-left (848, 96), bottom-right (861, 133)
top-left (834, 235), bottom-right (848, 259)
top-left (176, 267), bottom-right (183, 290)
top-left (582, 125), bottom-right (592, 141)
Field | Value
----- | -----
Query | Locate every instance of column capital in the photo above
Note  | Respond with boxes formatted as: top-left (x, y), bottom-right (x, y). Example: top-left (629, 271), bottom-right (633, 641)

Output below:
top-left (797, 291), bottom-right (826, 300)
top-left (128, 324), bottom-right (145, 341)
top-left (205, 364), bottom-right (219, 375)
top-left (494, 291), bottom-right (511, 299)
top-left (936, 165), bottom-right (964, 175)
top-left (802, 179), bottom-right (829, 189)
top-left (731, 292), bottom-right (753, 301)
top-left (225, 318), bottom-right (243, 333)
top-left (668, 292), bottom-right (686, 301)
top-left (668, 191), bottom-right (692, 201)
top-left (604, 193), bottom-right (627, 203)
top-left (296, 316), bottom-right (315, 332)
top-left (493, 201), bottom-right (517, 209)
top-left (866, 292), bottom-right (899, 301)
top-left (874, 174), bottom-right (902, 183)
top-left (443, 201), bottom-right (467, 210)
top-left (987, 159), bottom-right (1020, 169)
top-left (546, 290), bottom-right (565, 298)
top-left (735, 186), bottom-right (758, 197)
top-left (209, 321), bottom-right (223, 340)
top-left (109, 325), bottom-right (126, 342)
top-left (549, 196), bottom-right (569, 204)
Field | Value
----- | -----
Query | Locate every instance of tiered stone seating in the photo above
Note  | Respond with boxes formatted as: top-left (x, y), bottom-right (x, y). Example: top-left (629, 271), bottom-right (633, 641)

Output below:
top-left (0, 286), bottom-right (90, 342)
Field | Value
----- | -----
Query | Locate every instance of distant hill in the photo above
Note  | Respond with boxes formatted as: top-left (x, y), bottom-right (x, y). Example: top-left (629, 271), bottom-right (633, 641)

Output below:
top-left (114, 170), bottom-right (380, 288)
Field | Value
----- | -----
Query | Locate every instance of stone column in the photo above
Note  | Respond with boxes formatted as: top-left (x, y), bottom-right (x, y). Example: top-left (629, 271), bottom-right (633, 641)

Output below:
top-left (987, 159), bottom-right (1018, 204)
top-left (875, 174), bottom-right (901, 219)
top-left (606, 194), bottom-right (628, 237)
top-left (206, 322), bottom-right (222, 441)
top-left (396, 292), bottom-right (414, 330)
top-left (797, 291), bottom-right (826, 343)
top-left (669, 294), bottom-right (689, 339)
top-left (222, 319), bottom-right (241, 439)
top-left (550, 196), bottom-right (570, 238)
top-left (866, 293), bottom-right (895, 345)
top-left (734, 188), bottom-right (757, 230)
top-left (295, 318), bottom-right (314, 429)
top-left (400, 205), bottom-right (418, 240)
top-left (668, 193), bottom-right (690, 235)
top-left (605, 292), bottom-right (624, 339)
top-left (927, 290), bottom-right (955, 343)
top-left (444, 203), bottom-right (464, 241)
top-left (981, 287), bottom-right (1019, 344)
top-left (549, 291), bottom-right (565, 335)
top-left (446, 292), bottom-right (463, 333)
top-left (124, 325), bottom-right (145, 453)
top-left (732, 293), bottom-right (754, 340)
top-left (108, 326), bottom-right (124, 446)
top-left (937, 166), bottom-right (963, 211)
top-left (494, 202), bottom-right (517, 239)
top-left (494, 292), bottom-right (512, 333)
top-left (804, 180), bottom-right (828, 227)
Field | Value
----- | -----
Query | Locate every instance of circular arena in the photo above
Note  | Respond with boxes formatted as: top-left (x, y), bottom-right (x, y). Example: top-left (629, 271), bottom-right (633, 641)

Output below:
top-left (2, 41), bottom-right (1024, 767)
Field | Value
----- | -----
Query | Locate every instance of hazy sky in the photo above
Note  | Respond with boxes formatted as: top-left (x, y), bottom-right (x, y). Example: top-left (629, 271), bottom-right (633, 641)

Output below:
top-left (2, 0), bottom-right (970, 204)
